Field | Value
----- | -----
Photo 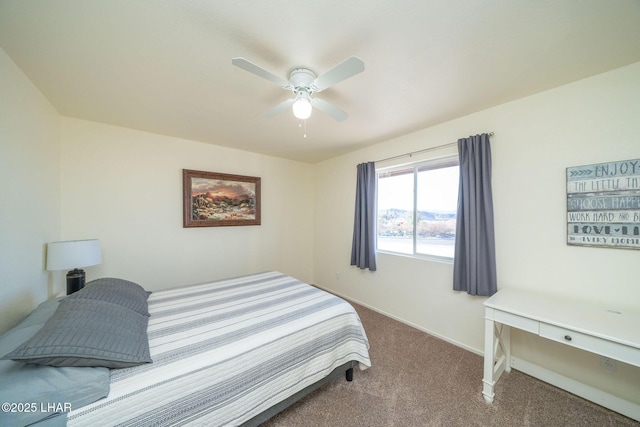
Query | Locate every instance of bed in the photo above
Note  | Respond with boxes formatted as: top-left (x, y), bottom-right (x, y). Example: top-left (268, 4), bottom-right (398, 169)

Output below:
top-left (0, 271), bottom-right (371, 426)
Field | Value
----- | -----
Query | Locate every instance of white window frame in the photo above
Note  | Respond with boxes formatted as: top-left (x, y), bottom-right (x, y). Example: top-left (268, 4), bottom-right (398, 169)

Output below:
top-left (376, 155), bottom-right (459, 263)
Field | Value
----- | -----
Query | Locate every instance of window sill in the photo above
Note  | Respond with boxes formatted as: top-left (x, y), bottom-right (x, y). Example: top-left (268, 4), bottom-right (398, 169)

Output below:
top-left (376, 250), bottom-right (454, 265)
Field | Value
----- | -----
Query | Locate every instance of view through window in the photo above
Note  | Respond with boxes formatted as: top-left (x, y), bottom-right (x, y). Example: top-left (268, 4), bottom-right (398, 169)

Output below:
top-left (377, 157), bottom-right (459, 259)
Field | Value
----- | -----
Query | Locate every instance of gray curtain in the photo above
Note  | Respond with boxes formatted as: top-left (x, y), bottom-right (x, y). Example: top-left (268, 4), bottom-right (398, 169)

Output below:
top-left (350, 161), bottom-right (377, 271)
top-left (453, 134), bottom-right (497, 296)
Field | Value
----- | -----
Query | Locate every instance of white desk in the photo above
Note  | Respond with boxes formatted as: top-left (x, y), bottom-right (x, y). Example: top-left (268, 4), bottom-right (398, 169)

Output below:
top-left (482, 288), bottom-right (640, 408)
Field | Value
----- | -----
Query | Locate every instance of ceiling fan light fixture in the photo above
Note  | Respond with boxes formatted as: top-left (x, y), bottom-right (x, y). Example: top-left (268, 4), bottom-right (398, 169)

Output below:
top-left (292, 91), bottom-right (312, 120)
top-left (232, 56), bottom-right (364, 121)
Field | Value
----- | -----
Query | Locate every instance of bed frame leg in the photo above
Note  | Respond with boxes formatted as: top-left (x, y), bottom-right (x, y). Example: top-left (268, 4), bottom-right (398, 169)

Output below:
top-left (345, 367), bottom-right (353, 382)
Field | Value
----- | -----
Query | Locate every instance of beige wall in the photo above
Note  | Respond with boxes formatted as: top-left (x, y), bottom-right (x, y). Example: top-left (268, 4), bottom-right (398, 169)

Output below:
top-left (60, 118), bottom-right (315, 291)
top-left (0, 48), bottom-right (61, 332)
top-left (313, 62), bottom-right (640, 404)
top-left (2, 38), bottom-right (638, 407)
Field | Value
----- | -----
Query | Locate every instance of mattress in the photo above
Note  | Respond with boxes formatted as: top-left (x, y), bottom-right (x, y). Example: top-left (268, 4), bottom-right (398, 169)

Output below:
top-left (66, 271), bottom-right (371, 426)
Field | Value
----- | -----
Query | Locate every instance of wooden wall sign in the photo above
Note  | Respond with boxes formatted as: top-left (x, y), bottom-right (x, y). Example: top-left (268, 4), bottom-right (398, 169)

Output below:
top-left (567, 158), bottom-right (640, 249)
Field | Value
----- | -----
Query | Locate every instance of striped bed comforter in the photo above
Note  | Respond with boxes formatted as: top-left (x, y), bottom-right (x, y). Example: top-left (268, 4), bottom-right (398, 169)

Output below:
top-left (67, 271), bottom-right (371, 426)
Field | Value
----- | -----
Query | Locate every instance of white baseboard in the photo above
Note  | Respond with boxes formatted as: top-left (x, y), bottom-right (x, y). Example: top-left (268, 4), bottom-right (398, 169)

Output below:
top-left (314, 285), bottom-right (639, 421)
top-left (315, 285), bottom-right (482, 356)
top-left (511, 356), bottom-right (640, 422)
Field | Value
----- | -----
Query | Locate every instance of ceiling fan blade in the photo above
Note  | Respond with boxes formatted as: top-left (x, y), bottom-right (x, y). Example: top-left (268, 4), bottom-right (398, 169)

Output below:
top-left (312, 57), bottom-right (364, 92)
top-left (263, 98), bottom-right (294, 118)
top-left (311, 98), bottom-right (348, 121)
top-left (232, 57), bottom-right (291, 88)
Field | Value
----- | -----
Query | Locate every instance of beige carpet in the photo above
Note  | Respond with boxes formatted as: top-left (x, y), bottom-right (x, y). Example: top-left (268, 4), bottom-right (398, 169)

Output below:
top-left (262, 303), bottom-right (639, 427)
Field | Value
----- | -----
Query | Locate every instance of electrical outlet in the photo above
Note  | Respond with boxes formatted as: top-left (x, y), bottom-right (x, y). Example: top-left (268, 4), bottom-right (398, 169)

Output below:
top-left (600, 356), bottom-right (617, 371)
top-left (335, 272), bottom-right (341, 281)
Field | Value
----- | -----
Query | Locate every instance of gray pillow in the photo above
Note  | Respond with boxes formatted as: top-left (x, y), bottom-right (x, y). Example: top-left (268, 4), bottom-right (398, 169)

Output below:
top-left (0, 299), bottom-right (109, 427)
top-left (3, 298), bottom-right (151, 368)
top-left (66, 277), bottom-right (151, 316)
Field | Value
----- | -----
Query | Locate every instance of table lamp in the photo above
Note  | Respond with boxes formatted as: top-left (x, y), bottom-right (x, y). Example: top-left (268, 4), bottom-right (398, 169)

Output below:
top-left (46, 239), bottom-right (102, 294)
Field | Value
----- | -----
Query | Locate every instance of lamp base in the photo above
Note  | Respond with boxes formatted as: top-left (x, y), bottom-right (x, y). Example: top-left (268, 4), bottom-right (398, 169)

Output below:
top-left (66, 269), bottom-right (86, 295)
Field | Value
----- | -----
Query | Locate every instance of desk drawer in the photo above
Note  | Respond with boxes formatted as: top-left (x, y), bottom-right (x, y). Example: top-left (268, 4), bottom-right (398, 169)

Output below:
top-left (494, 310), bottom-right (539, 334)
top-left (539, 323), bottom-right (640, 367)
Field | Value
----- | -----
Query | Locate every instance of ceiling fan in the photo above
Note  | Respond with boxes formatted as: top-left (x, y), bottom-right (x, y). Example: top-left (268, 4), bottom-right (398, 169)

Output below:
top-left (232, 56), bottom-right (364, 121)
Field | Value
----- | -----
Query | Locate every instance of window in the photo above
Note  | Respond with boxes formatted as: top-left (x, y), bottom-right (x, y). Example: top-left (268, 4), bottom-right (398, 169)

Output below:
top-left (377, 156), bottom-right (459, 260)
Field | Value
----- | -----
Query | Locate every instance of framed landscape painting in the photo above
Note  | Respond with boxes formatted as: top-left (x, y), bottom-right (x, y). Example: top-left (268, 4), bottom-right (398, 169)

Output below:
top-left (183, 169), bottom-right (261, 227)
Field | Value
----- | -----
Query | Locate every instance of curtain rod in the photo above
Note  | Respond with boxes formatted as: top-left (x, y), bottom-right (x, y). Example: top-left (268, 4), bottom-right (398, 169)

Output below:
top-left (374, 132), bottom-right (494, 164)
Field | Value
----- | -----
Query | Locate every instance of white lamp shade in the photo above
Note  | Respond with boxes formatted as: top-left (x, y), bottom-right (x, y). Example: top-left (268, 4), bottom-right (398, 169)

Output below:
top-left (46, 239), bottom-right (102, 271)
top-left (292, 95), bottom-right (312, 120)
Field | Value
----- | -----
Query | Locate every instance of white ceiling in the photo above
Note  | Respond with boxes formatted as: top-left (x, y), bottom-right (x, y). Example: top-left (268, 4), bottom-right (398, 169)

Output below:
top-left (1, 1), bottom-right (640, 163)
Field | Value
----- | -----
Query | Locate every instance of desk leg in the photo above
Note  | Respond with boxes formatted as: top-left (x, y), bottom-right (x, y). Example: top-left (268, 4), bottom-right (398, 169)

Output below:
top-left (482, 316), bottom-right (497, 403)
top-left (482, 317), bottom-right (510, 403)
top-left (503, 324), bottom-right (511, 373)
